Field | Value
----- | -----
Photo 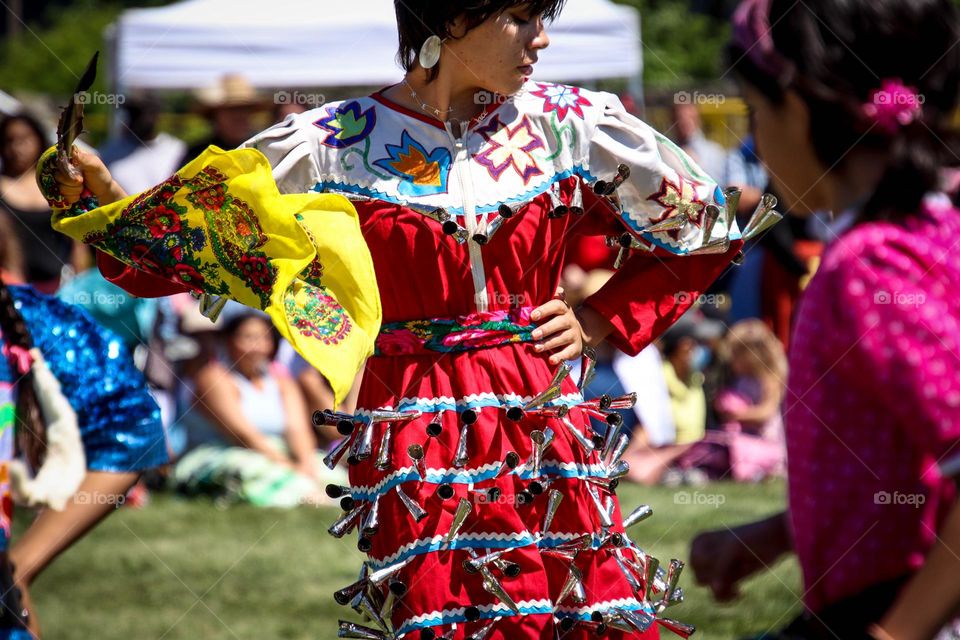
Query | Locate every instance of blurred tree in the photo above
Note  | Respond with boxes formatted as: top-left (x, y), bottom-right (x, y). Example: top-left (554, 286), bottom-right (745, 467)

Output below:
top-left (0, 0), bottom-right (170, 97)
top-left (615, 0), bottom-right (732, 87)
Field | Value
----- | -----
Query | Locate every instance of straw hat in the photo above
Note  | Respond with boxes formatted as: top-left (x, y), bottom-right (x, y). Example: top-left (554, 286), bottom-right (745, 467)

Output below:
top-left (193, 74), bottom-right (267, 112)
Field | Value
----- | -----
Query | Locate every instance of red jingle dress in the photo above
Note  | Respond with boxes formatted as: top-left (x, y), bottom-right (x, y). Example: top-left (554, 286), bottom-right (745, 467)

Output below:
top-left (91, 83), bottom-right (743, 639)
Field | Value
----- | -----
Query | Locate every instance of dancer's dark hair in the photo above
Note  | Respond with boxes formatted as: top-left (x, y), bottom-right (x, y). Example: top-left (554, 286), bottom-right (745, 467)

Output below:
top-left (729, 0), bottom-right (960, 221)
top-left (395, 0), bottom-right (566, 81)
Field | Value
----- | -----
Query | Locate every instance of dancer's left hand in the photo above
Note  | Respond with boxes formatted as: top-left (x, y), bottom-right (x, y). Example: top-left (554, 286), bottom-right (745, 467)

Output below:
top-left (531, 288), bottom-right (584, 365)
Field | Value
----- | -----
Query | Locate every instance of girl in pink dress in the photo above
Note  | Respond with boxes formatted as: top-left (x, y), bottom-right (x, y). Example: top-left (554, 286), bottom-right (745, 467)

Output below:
top-left (690, 0), bottom-right (960, 638)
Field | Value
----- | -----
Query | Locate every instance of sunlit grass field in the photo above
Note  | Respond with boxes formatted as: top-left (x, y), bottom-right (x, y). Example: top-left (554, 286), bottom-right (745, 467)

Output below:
top-left (20, 481), bottom-right (801, 639)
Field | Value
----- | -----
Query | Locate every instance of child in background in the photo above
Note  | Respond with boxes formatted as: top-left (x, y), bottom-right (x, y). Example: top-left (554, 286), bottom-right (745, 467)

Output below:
top-left (713, 319), bottom-right (786, 481)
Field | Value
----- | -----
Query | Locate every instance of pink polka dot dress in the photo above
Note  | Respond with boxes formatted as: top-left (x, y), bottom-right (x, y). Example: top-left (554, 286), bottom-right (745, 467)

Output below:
top-left (786, 196), bottom-right (960, 613)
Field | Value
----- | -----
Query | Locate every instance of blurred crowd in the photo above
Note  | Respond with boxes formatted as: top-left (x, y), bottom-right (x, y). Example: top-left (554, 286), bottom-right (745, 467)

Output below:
top-left (0, 73), bottom-right (834, 508)
top-left (7, 72), bottom-right (957, 511)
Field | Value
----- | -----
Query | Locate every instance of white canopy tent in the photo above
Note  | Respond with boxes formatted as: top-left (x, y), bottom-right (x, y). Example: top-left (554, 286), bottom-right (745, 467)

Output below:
top-left (110, 0), bottom-right (642, 91)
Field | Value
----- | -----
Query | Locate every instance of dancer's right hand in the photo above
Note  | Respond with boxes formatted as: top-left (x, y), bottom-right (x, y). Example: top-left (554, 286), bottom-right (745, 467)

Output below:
top-left (53, 147), bottom-right (127, 205)
top-left (689, 513), bottom-right (791, 602)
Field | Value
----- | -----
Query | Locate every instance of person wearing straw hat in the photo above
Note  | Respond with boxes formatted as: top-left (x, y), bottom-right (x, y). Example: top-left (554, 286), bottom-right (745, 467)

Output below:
top-left (180, 73), bottom-right (269, 166)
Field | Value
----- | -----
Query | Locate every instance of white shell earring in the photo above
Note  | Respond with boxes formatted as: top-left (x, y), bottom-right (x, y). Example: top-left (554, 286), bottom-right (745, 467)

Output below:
top-left (419, 35), bottom-right (443, 69)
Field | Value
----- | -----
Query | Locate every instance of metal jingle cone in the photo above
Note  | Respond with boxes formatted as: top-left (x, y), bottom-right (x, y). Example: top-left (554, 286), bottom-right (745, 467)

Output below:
top-left (667, 587), bottom-right (685, 607)
top-left (584, 476), bottom-right (618, 491)
top-left (480, 567), bottom-right (521, 614)
top-left (555, 565), bottom-right (584, 607)
top-left (617, 608), bottom-right (655, 633)
top-left (378, 589), bottom-right (397, 625)
top-left (395, 485), bottom-right (428, 523)
top-left (571, 576), bottom-right (588, 605)
top-left (522, 363), bottom-right (572, 412)
top-left (529, 430), bottom-right (546, 478)
top-left (601, 419), bottom-right (622, 461)
top-left (586, 483), bottom-right (614, 529)
top-left (349, 422), bottom-right (374, 463)
top-left (645, 556), bottom-right (661, 595)
top-left (370, 409), bottom-right (422, 425)
top-left (329, 503), bottom-right (366, 538)
top-left (426, 410), bottom-right (445, 438)
top-left (423, 207), bottom-right (469, 244)
top-left (600, 610), bottom-right (636, 634)
top-left (325, 433), bottom-right (354, 470)
top-left (570, 179), bottom-right (584, 215)
top-left (375, 423), bottom-right (394, 471)
top-left (612, 551), bottom-right (643, 594)
top-left (357, 535), bottom-right (373, 553)
top-left (337, 620), bottom-right (388, 639)
top-left (643, 213), bottom-right (690, 235)
top-left (314, 410), bottom-right (358, 435)
top-left (463, 548), bottom-right (507, 574)
top-left (407, 444), bottom-right (427, 481)
top-left (198, 293), bottom-right (228, 322)
top-left (505, 405), bottom-right (525, 422)
top-left (351, 591), bottom-right (391, 634)
top-left (661, 559), bottom-right (685, 608)
top-left (622, 504), bottom-right (654, 529)
top-left (559, 416), bottom-right (595, 455)
top-left (742, 193), bottom-right (780, 239)
top-left (556, 616), bottom-right (577, 634)
top-left (326, 484), bottom-right (353, 500)
top-left (492, 558), bottom-right (521, 578)
top-left (743, 208), bottom-right (783, 241)
top-left (542, 489), bottom-right (563, 536)
top-left (547, 184), bottom-right (569, 219)
top-left (532, 404), bottom-right (569, 419)
top-left (605, 392), bottom-right (638, 410)
top-left (723, 187), bottom-right (742, 229)
top-left (689, 237), bottom-right (732, 255)
top-left (594, 164), bottom-right (630, 196)
top-left (577, 345), bottom-right (598, 390)
top-left (552, 533), bottom-right (593, 554)
top-left (607, 460), bottom-right (630, 481)
top-left (443, 498), bottom-right (473, 546)
top-left (453, 421), bottom-right (471, 469)
top-left (467, 619), bottom-right (498, 640)
top-left (608, 433), bottom-right (630, 466)
top-left (476, 208), bottom-right (512, 245)
top-left (614, 244), bottom-right (630, 270)
top-left (436, 483), bottom-right (456, 501)
top-left (362, 496), bottom-right (381, 537)
top-left (493, 451), bottom-right (520, 479)
top-left (702, 203), bottom-right (723, 244)
top-left (604, 495), bottom-right (616, 522)
top-left (368, 557), bottom-right (413, 588)
top-left (656, 617), bottom-right (696, 639)
top-left (541, 546), bottom-right (578, 563)
top-left (334, 576), bottom-right (369, 606)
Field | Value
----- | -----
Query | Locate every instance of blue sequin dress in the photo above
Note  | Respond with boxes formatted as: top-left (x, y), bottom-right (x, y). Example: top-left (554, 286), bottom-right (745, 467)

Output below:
top-left (2, 284), bottom-right (168, 473)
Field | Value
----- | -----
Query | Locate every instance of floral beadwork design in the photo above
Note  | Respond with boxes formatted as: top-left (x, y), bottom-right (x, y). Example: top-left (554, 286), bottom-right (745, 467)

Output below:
top-left (529, 83), bottom-right (593, 121)
top-left (648, 176), bottom-right (707, 234)
top-left (284, 284), bottom-right (351, 346)
top-left (375, 307), bottom-right (537, 356)
top-left (474, 115), bottom-right (545, 186)
top-left (314, 100), bottom-right (377, 149)
top-left (82, 167), bottom-right (278, 307)
top-left (374, 130), bottom-right (452, 197)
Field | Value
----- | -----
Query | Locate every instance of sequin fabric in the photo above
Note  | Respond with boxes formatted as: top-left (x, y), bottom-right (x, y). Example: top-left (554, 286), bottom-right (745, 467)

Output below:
top-left (1, 285), bottom-right (168, 472)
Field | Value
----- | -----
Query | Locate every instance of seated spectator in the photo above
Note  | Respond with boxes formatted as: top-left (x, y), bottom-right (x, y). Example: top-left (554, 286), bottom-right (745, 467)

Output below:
top-left (173, 304), bottom-right (345, 507)
top-left (0, 113), bottom-right (83, 293)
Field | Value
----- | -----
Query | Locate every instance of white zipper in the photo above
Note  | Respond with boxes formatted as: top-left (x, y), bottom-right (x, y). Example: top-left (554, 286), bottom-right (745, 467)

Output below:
top-left (444, 120), bottom-right (489, 312)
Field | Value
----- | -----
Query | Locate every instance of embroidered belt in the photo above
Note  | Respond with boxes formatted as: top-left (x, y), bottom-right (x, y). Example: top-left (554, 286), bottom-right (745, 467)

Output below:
top-left (374, 307), bottom-right (537, 356)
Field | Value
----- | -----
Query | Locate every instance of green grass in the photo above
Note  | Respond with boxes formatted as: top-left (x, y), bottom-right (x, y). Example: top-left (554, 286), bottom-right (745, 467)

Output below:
top-left (18, 481), bottom-right (801, 639)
